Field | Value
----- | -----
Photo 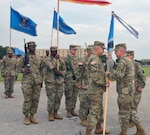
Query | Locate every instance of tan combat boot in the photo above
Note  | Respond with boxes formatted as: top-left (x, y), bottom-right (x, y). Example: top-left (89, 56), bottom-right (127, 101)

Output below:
top-left (5, 95), bottom-right (9, 99)
top-left (118, 129), bottom-right (127, 135)
top-left (129, 122), bottom-right (135, 128)
top-left (71, 108), bottom-right (78, 116)
top-left (53, 110), bottom-right (63, 120)
top-left (30, 114), bottom-right (39, 124)
top-left (95, 122), bottom-right (110, 134)
top-left (85, 128), bottom-right (93, 135)
top-left (134, 123), bottom-right (146, 135)
top-left (81, 119), bottom-right (87, 127)
top-left (8, 94), bottom-right (14, 98)
top-left (66, 110), bottom-right (72, 118)
top-left (48, 111), bottom-right (54, 121)
top-left (24, 115), bottom-right (31, 125)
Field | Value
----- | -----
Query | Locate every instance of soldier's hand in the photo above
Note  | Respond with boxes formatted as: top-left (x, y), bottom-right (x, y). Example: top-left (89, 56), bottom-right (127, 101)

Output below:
top-left (24, 67), bottom-right (31, 74)
top-left (105, 81), bottom-right (110, 87)
top-left (55, 54), bottom-right (59, 59)
top-left (56, 70), bottom-right (62, 76)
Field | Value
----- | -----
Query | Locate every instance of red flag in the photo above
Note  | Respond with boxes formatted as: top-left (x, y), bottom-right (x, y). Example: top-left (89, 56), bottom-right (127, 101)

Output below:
top-left (60, 0), bottom-right (112, 6)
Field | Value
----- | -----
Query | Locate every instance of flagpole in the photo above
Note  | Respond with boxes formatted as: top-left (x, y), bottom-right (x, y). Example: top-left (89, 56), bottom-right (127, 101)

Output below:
top-left (10, 28), bottom-right (12, 48)
top-left (57, 0), bottom-right (60, 49)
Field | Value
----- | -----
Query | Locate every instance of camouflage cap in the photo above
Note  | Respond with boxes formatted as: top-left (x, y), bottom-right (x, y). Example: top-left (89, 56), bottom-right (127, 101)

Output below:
top-left (114, 43), bottom-right (126, 51)
top-left (27, 41), bottom-right (37, 46)
top-left (126, 50), bottom-right (134, 55)
top-left (94, 41), bottom-right (106, 49)
top-left (69, 45), bottom-right (78, 50)
top-left (7, 48), bottom-right (13, 53)
top-left (86, 45), bottom-right (93, 52)
top-left (50, 46), bottom-right (57, 51)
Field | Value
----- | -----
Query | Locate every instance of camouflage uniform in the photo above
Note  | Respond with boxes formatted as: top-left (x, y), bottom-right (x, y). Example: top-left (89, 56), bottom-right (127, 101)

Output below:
top-left (77, 45), bottom-right (93, 126)
top-left (1, 48), bottom-right (17, 98)
top-left (86, 53), bottom-right (106, 129)
top-left (64, 45), bottom-right (80, 117)
top-left (16, 42), bottom-right (43, 119)
top-left (133, 60), bottom-right (146, 112)
top-left (42, 46), bottom-right (66, 120)
top-left (126, 51), bottom-right (146, 112)
top-left (109, 44), bottom-right (141, 132)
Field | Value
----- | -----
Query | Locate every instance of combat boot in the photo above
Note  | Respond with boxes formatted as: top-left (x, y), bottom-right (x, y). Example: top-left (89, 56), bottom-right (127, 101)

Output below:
top-left (81, 119), bottom-right (87, 127)
top-left (24, 115), bottom-right (31, 125)
top-left (71, 108), bottom-right (78, 116)
top-left (129, 122), bottom-right (135, 128)
top-left (53, 110), bottom-right (63, 120)
top-left (95, 122), bottom-right (110, 134)
top-left (118, 129), bottom-right (127, 135)
top-left (66, 110), bottom-right (72, 118)
top-left (5, 95), bottom-right (9, 99)
top-left (134, 123), bottom-right (146, 135)
top-left (48, 111), bottom-right (54, 121)
top-left (30, 114), bottom-right (39, 124)
top-left (85, 128), bottom-right (93, 135)
top-left (8, 94), bottom-right (14, 98)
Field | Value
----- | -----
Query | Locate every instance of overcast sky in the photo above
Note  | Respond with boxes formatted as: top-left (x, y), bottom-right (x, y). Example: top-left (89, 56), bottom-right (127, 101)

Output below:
top-left (0, 0), bottom-right (150, 59)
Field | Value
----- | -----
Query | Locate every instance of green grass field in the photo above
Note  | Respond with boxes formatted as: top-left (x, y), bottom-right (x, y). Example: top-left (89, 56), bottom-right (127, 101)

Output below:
top-left (0, 67), bottom-right (150, 82)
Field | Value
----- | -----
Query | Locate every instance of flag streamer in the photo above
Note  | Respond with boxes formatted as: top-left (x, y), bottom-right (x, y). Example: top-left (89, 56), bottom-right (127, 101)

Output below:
top-left (113, 12), bottom-right (139, 39)
top-left (10, 7), bottom-right (37, 36)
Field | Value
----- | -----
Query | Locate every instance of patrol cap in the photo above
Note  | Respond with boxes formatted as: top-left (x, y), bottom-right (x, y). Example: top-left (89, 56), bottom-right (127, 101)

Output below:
top-left (114, 43), bottom-right (126, 51)
top-left (126, 50), bottom-right (134, 55)
top-left (50, 46), bottom-right (57, 51)
top-left (27, 41), bottom-right (37, 46)
top-left (94, 41), bottom-right (106, 49)
top-left (69, 45), bottom-right (78, 50)
top-left (7, 48), bottom-right (13, 53)
top-left (86, 45), bottom-right (93, 52)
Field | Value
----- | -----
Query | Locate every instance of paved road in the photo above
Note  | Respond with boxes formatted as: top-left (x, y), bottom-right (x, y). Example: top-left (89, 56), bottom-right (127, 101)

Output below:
top-left (0, 78), bottom-right (150, 135)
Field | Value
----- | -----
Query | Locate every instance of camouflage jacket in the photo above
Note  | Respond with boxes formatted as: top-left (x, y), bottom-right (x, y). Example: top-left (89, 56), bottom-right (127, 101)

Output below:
top-left (42, 55), bottom-right (66, 83)
top-left (16, 54), bottom-right (43, 84)
top-left (76, 57), bottom-right (89, 89)
top-left (134, 60), bottom-right (146, 89)
top-left (87, 54), bottom-right (106, 88)
top-left (109, 55), bottom-right (135, 94)
top-left (65, 54), bottom-right (80, 83)
top-left (1, 55), bottom-right (18, 77)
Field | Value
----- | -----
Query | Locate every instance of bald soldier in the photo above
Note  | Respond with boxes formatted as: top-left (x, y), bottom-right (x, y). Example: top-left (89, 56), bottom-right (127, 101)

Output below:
top-left (109, 44), bottom-right (146, 135)
top-left (126, 50), bottom-right (146, 127)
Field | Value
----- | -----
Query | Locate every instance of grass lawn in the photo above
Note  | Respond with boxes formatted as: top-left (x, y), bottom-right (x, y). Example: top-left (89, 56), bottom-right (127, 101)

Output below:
top-left (0, 67), bottom-right (150, 82)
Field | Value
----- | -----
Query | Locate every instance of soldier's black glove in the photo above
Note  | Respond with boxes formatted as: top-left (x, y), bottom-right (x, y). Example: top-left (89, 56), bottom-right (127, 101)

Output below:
top-left (24, 66), bottom-right (31, 74)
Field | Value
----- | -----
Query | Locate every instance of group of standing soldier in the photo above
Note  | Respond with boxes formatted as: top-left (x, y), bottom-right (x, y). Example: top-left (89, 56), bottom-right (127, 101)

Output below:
top-left (0, 40), bottom-right (146, 135)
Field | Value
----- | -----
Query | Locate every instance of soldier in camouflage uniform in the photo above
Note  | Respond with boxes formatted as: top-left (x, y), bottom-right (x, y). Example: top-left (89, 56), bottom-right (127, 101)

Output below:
top-left (64, 45), bottom-right (80, 118)
top-left (109, 44), bottom-right (146, 135)
top-left (42, 46), bottom-right (66, 121)
top-left (77, 45), bottom-right (93, 126)
top-left (85, 41), bottom-right (110, 135)
top-left (127, 50), bottom-right (146, 128)
top-left (16, 41), bottom-right (43, 125)
top-left (1, 48), bottom-right (18, 98)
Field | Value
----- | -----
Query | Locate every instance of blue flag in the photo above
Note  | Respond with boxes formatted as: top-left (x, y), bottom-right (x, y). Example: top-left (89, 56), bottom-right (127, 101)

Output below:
top-left (52, 10), bottom-right (76, 34)
top-left (113, 12), bottom-right (138, 39)
top-left (10, 7), bottom-right (37, 36)
top-left (14, 47), bottom-right (25, 56)
top-left (107, 12), bottom-right (114, 53)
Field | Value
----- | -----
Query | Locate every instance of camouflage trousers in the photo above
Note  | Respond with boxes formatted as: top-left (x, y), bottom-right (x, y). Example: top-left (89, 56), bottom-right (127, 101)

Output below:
top-left (87, 86), bottom-right (104, 129)
top-left (4, 75), bottom-right (15, 95)
top-left (65, 82), bottom-right (78, 111)
top-left (21, 83), bottom-right (41, 116)
top-left (133, 90), bottom-right (142, 112)
top-left (117, 93), bottom-right (140, 130)
top-left (45, 82), bottom-right (63, 111)
top-left (78, 89), bottom-right (90, 120)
